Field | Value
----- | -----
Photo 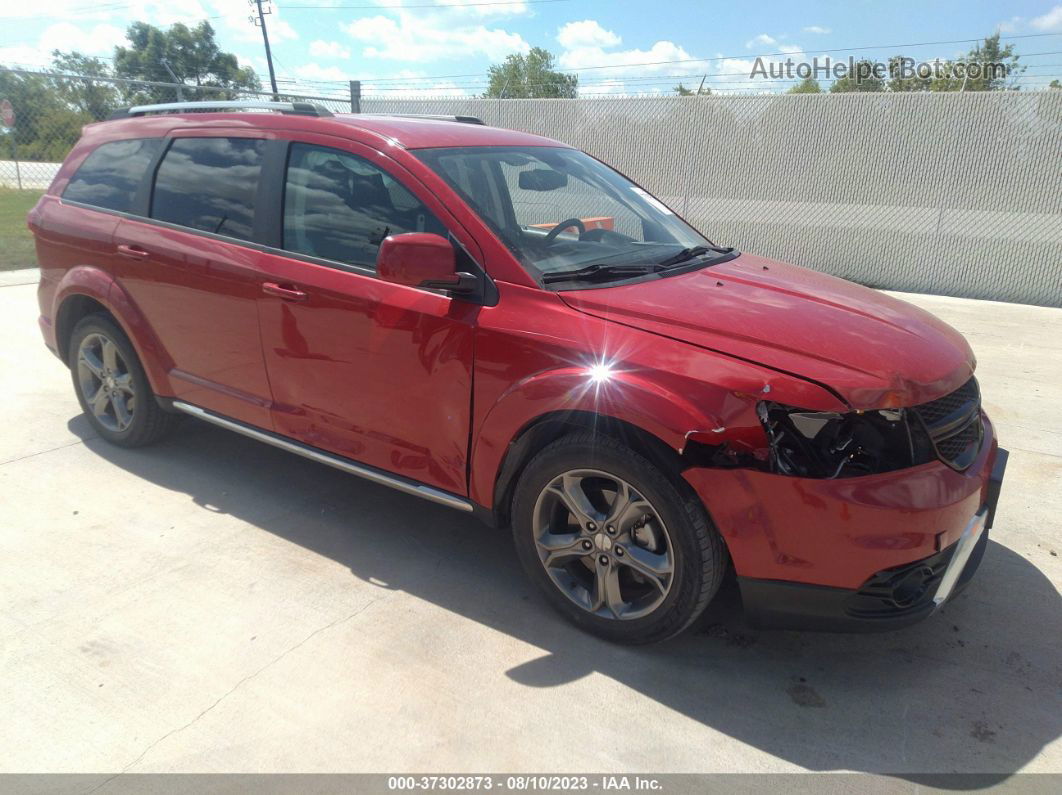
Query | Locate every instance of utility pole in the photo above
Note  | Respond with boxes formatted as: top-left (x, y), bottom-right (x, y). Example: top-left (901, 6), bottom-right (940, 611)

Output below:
top-left (349, 80), bottom-right (361, 113)
top-left (160, 59), bottom-right (184, 101)
top-left (249, 0), bottom-right (279, 100)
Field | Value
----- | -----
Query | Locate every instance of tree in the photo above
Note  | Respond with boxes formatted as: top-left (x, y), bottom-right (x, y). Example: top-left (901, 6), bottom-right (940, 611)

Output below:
top-left (113, 21), bottom-right (260, 103)
top-left (830, 60), bottom-right (885, 92)
top-left (674, 79), bottom-right (710, 96)
top-left (0, 69), bottom-right (87, 160)
top-left (951, 33), bottom-right (1023, 91)
top-left (50, 51), bottom-right (122, 121)
top-left (485, 47), bottom-right (578, 98)
top-left (788, 77), bottom-right (822, 94)
top-left (887, 33), bottom-right (1025, 92)
top-left (1051, 79), bottom-right (1062, 90)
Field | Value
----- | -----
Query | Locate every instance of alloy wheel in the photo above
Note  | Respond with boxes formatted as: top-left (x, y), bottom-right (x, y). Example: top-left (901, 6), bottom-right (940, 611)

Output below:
top-left (531, 469), bottom-right (675, 620)
top-left (76, 332), bottom-right (136, 433)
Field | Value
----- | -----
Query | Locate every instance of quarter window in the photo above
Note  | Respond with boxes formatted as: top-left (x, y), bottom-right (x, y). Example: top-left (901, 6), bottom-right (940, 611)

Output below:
top-left (63, 138), bottom-right (162, 212)
top-left (151, 137), bottom-right (266, 242)
top-left (282, 143), bottom-right (446, 268)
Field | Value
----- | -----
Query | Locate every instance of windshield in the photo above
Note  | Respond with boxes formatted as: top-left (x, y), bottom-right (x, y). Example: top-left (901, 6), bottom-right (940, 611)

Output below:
top-left (413, 146), bottom-right (721, 284)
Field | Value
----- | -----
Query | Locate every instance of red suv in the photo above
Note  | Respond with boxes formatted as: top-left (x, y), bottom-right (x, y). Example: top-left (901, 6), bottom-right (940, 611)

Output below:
top-left (30, 101), bottom-right (1006, 643)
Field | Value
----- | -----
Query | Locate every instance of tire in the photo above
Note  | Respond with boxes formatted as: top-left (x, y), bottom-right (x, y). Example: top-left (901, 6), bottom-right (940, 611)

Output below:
top-left (511, 432), bottom-right (727, 644)
top-left (68, 314), bottom-right (177, 447)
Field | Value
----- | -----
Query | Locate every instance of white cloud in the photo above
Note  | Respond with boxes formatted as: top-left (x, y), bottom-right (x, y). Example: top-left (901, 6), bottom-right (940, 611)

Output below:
top-left (714, 56), bottom-right (757, 77)
top-left (557, 20), bottom-right (622, 50)
top-left (309, 40), bottom-right (351, 59)
top-left (551, 19), bottom-right (711, 95)
top-left (40, 22), bottom-right (127, 56)
top-left (295, 63), bottom-right (349, 82)
top-left (745, 33), bottom-right (777, 49)
top-left (996, 16), bottom-right (1023, 33)
top-left (0, 22), bottom-right (127, 68)
top-left (343, 13), bottom-right (528, 61)
top-left (802, 25), bottom-right (831, 35)
top-left (362, 79), bottom-right (470, 98)
top-left (0, 0), bottom-right (113, 20)
top-left (438, 0), bottom-right (529, 17)
top-left (136, 0), bottom-right (209, 28)
top-left (268, 20), bottom-right (300, 44)
top-left (209, 1), bottom-right (298, 45)
top-left (558, 38), bottom-right (705, 95)
top-left (778, 44), bottom-right (804, 56)
top-left (0, 45), bottom-right (43, 68)
top-left (1031, 5), bottom-right (1062, 31)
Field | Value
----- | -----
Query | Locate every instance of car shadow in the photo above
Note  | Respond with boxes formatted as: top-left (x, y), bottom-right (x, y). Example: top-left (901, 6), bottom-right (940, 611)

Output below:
top-left (68, 415), bottom-right (1061, 784)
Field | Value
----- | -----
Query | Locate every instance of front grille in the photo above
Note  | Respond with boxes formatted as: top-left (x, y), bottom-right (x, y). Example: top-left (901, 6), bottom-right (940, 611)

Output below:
top-left (913, 377), bottom-right (979, 426)
top-left (912, 377), bottom-right (983, 470)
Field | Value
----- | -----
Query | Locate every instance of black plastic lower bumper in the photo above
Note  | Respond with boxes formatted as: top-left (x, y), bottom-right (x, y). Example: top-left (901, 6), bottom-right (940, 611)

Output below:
top-left (738, 447), bottom-right (1007, 633)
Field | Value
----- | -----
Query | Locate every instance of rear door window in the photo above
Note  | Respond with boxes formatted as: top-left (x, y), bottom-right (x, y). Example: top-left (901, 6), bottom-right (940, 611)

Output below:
top-left (150, 137), bottom-right (266, 242)
top-left (63, 138), bottom-right (162, 212)
top-left (282, 143), bottom-right (447, 269)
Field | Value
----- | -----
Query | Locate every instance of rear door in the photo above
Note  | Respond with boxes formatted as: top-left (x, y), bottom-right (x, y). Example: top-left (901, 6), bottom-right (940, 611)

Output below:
top-left (112, 131), bottom-right (275, 428)
top-left (254, 134), bottom-right (483, 495)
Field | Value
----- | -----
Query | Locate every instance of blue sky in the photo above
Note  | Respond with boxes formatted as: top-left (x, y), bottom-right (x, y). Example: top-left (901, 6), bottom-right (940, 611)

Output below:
top-left (3, 1), bottom-right (1062, 97)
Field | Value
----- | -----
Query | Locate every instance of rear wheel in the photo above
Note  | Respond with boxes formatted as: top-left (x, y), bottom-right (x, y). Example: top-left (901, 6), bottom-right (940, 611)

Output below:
top-left (69, 314), bottom-right (176, 447)
top-left (511, 432), bottom-right (726, 644)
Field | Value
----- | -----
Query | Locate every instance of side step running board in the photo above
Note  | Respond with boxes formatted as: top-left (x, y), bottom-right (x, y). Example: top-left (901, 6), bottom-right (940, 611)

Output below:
top-left (172, 401), bottom-right (474, 513)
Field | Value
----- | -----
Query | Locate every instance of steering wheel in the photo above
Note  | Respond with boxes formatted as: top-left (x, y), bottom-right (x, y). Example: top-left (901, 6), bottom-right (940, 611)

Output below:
top-left (543, 218), bottom-right (586, 245)
top-left (579, 227), bottom-right (631, 245)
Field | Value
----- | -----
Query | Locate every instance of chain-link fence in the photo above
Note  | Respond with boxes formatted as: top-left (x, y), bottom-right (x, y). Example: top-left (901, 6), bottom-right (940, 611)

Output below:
top-left (2, 68), bottom-right (1059, 306)
top-left (363, 92), bottom-right (1062, 307)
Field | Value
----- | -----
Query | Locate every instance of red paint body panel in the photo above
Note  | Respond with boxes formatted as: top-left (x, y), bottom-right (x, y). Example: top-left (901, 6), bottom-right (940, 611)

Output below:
top-left (256, 250), bottom-right (477, 494)
top-left (31, 110), bottom-right (1004, 618)
top-left (112, 216), bottom-right (275, 428)
top-left (561, 253), bottom-right (975, 409)
top-left (376, 233), bottom-right (457, 287)
top-left (685, 416), bottom-right (999, 589)
top-left (467, 281), bottom-right (846, 507)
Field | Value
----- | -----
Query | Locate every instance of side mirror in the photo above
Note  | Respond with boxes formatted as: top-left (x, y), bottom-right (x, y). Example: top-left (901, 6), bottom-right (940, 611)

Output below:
top-left (377, 233), bottom-right (475, 293)
top-left (518, 168), bottom-right (567, 191)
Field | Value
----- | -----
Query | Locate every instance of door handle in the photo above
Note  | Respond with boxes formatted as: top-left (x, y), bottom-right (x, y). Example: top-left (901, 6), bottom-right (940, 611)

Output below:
top-left (116, 244), bottom-right (149, 260)
top-left (262, 282), bottom-right (309, 302)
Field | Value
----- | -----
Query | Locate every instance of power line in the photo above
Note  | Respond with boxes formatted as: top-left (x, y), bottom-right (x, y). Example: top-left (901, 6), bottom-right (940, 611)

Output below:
top-left (280, 0), bottom-right (572, 8)
top-left (274, 54), bottom-right (1062, 93)
top-left (337, 32), bottom-right (1062, 84)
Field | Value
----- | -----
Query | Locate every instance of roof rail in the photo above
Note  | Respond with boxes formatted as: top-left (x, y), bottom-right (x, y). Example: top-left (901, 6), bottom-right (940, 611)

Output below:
top-left (382, 114), bottom-right (485, 125)
top-left (109, 100), bottom-right (334, 120)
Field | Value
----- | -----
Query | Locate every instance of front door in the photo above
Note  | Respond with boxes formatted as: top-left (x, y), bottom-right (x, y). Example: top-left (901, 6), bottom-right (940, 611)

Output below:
top-left (256, 136), bottom-right (481, 495)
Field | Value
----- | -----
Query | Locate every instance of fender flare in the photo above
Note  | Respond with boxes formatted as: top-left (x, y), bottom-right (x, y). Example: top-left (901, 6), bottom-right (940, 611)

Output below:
top-left (53, 266), bottom-right (175, 396)
top-left (469, 365), bottom-right (722, 507)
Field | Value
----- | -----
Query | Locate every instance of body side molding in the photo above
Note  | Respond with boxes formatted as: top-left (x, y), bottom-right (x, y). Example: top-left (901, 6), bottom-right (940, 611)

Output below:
top-left (172, 401), bottom-right (474, 513)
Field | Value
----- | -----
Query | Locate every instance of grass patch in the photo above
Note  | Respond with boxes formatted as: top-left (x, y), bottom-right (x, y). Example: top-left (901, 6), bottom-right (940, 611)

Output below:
top-left (0, 188), bottom-right (44, 271)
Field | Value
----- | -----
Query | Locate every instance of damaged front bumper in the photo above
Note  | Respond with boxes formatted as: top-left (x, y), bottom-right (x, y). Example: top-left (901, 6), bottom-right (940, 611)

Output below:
top-left (683, 413), bottom-right (1007, 632)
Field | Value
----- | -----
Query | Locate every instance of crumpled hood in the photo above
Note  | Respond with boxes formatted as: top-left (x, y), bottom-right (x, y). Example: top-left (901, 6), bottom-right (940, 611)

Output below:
top-left (559, 253), bottom-right (975, 409)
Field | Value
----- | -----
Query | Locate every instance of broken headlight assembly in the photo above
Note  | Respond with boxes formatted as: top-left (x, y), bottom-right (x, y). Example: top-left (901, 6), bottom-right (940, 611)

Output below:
top-left (757, 401), bottom-right (937, 478)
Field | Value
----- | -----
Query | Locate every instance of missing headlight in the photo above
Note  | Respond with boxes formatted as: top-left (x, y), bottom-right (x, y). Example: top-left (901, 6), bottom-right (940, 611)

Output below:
top-left (758, 401), bottom-right (935, 478)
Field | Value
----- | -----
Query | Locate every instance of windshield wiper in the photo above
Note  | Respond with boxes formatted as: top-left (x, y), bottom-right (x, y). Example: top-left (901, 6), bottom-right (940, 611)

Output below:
top-left (542, 263), bottom-right (660, 285)
top-left (656, 245), bottom-right (735, 268)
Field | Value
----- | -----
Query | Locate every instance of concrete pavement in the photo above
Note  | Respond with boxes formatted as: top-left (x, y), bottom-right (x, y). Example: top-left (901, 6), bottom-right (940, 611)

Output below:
top-left (1, 269), bottom-right (1060, 780)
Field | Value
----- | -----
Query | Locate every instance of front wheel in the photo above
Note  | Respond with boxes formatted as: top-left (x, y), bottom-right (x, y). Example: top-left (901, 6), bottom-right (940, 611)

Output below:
top-left (511, 433), bottom-right (727, 644)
